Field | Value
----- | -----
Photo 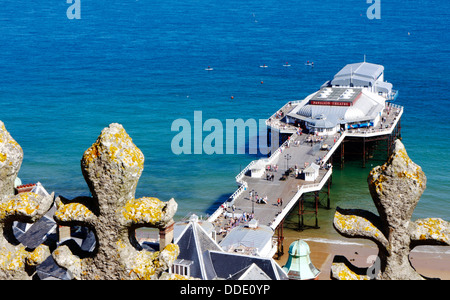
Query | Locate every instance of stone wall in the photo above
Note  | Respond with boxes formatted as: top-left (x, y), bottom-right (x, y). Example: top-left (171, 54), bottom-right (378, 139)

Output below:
top-left (0, 121), bottom-right (54, 279)
top-left (0, 121), bottom-right (178, 280)
top-left (331, 140), bottom-right (450, 280)
top-left (1, 120), bottom-right (448, 280)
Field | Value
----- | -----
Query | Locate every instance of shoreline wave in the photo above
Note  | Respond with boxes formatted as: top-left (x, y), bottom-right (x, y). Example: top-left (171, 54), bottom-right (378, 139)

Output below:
top-left (302, 237), bottom-right (450, 255)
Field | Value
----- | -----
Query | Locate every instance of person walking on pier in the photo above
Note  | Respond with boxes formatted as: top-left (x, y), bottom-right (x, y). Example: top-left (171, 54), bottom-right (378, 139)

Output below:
top-left (277, 198), bottom-right (283, 207)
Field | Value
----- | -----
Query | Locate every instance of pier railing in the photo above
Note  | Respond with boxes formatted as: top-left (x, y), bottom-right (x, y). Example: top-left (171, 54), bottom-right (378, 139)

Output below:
top-left (235, 133), bottom-right (297, 185)
top-left (208, 132), bottom-right (300, 223)
top-left (321, 131), bottom-right (347, 164)
top-left (209, 102), bottom-right (404, 226)
top-left (265, 99), bottom-right (308, 132)
top-left (269, 166), bottom-right (333, 230)
top-left (346, 105), bottom-right (403, 138)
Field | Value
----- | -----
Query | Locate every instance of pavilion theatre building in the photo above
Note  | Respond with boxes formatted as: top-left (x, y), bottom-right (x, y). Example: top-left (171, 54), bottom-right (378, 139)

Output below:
top-left (285, 62), bottom-right (398, 136)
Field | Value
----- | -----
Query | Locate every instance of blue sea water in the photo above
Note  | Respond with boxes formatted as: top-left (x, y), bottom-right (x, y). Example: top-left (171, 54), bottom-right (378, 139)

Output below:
top-left (0, 0), bottom-right (449, 233)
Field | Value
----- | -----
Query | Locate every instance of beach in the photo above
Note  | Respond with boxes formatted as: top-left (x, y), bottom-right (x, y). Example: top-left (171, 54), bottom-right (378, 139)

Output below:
top-left (276, 233), bottom-right (450, 280)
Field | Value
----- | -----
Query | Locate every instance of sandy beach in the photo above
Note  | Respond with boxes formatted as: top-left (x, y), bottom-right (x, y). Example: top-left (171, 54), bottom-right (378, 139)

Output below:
top-left (276, 235), bottom-right (450, 280)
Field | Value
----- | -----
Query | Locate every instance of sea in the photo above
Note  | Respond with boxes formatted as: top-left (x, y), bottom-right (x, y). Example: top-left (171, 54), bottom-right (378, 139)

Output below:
top-left (1, 1), bottom-right (449, 244)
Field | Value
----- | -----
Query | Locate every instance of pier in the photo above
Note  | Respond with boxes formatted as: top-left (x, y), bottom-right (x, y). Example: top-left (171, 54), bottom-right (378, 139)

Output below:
top-left (208, 102), bottom-right (403, 256)
top-left (207, 62), bottom-right (403, 257)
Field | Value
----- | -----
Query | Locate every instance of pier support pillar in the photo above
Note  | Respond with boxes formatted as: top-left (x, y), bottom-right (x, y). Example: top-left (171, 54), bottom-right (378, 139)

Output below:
top-left (298, 195), bottom-right (304, 230)
top-left (276, 220), bottom-right (284, 258)
top-left (314, 191), bottom-right (319, 229)
top-left (362, 137), bottom-right (366, 168)
top-left (327, 176), bottom-right (331, 210)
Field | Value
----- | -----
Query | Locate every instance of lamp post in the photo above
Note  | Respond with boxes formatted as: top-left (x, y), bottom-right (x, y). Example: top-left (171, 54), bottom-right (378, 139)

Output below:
top-left (284, 154), bottom-right (292, 171)
top-left (251, 189), bottom-right (255, 214)
top-left (249, 189), bottom-right (255, 214)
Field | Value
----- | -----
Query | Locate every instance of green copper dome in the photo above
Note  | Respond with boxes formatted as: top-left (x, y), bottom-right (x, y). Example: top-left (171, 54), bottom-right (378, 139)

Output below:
top-left (282, 239), bottom-right (320, 280)
top-left (288, 239), bottom-right (311, 257)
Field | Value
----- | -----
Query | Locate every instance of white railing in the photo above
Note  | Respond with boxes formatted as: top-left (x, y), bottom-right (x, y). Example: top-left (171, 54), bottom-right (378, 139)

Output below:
top-left (346, 106), bottom-right (403, 138)
top-left (208, 134), bottom-right (298, 222)
top-left (207, 206), bottom-right (223, 222)
top-left (265, 99), bottom-right (309, 131)
top-left (269, 167), bottom-right (333, 230)
top-left (386, 90), bottom-right (398, 101)
top-left (230, 181), bottom-right (248, 201)
top-left (321, 131), bottom-right (348, 164)
top-left (235, 160), bottom-right (257, 185)
top-left (266, 121), bottom-right (298, 132)
top-left (235, 133), bottom-right (295, 184)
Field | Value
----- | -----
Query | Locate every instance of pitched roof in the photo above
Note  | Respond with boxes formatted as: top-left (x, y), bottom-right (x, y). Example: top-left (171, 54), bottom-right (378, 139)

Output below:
top-left (331, 62), bottom-right (384, 87)
top-left (219, 224), bottom-right (273, 255)
top-left (208, 251), bottom-right (288, 280)
top-left (228, 263), bottom-right (272, 280)
top-left (174, 219), bottom-right (288, 280)
top-left (174, 220), bottom-right (223, 280)
top-left (304, 163), bottom-right (320, 174)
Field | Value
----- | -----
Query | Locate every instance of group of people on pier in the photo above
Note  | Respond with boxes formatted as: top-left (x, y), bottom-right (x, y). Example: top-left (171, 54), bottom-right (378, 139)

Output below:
top-left (216, 205), bottom-right (256, 238)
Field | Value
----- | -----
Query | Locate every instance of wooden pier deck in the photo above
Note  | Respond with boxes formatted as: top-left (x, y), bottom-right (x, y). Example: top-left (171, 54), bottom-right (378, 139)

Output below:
top-left (231, 134), bottom-right (337, 228)
top-left (207, 102), bottom-right (403, 243)
top-left (208, 132), bottom-right (342, 241)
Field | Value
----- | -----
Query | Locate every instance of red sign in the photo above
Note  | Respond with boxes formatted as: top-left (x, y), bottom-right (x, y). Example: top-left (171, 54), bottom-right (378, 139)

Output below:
top-left (310, 100), bottom-right (351, 106)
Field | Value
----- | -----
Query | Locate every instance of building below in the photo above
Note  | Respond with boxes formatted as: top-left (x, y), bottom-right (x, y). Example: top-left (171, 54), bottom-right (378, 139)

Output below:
top-left (278, 61), bottom-right (398, 136)
top-left (170, 215), bottom-right (288, 280)
top-left (219, 219), bottom-right (277, 257)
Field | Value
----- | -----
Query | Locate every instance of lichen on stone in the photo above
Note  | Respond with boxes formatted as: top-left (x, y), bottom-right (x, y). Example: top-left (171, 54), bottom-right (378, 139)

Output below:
top-left (411, 218), bottom-right (450, 244)
top-left (0, 121), bottom-right (54, 280)
top-left (122, 197), bottom-right (165, 224)
top-left (333, 209), bottom-right (388, 248)
top-left (54, 199), bottom-right (95, 223)
top-left (331, 263), bottom-right (370, 280)
top-left (53, 123), bottom-right (179, 280)
top-left (332, 140), bottom-right (450, 280)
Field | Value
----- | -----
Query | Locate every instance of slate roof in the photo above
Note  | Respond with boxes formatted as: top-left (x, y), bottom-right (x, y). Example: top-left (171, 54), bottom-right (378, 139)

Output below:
top-left (174, 220), bottom-right (223, 280)
top-left (174, 219), bottom-right (288, 280)
top-left (227, 263), bottom-right (272, 280)
top-left (13, 204), bottom-right (57, 249)
top-left (36, 256), bottom-right (73, 280)
top-left (209, 250), bottom-right (288, 280)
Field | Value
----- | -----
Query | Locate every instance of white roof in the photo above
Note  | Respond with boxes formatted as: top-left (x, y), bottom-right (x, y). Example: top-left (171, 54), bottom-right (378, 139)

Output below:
top-left (304, 163), bottom-right (320, 173)
top-left (219, 224), bottom-right (274, 254)
top-left (288, 89), bottom-right (385, 128)
top-left (331, 62), bottom-right (384, 87)
top-left (375, 80), bottom-right (393, 93)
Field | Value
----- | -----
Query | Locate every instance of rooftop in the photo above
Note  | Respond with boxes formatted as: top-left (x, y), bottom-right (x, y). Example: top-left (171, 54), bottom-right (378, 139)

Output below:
top-left (173, 219), bottom-right (288, 280)
top-left (288, 89), bottom-right (385, 129)
top-left (310, 87), bottom-right (362, 106)
top-left (331, 62), bottom-right (384, 87)
top-left (219, 223), bottom-right (274, 256)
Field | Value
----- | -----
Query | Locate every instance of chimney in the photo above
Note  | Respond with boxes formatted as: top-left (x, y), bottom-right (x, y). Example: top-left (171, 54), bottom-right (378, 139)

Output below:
top-left (159, 220), bottom-right (175, 250)
top-left (58, 225), bottom-right (71, 242)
